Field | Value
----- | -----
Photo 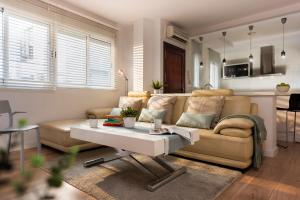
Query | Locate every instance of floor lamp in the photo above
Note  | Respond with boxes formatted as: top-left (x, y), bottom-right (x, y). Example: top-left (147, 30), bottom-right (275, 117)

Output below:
top-left (118, 69), bottom-right (128, 96)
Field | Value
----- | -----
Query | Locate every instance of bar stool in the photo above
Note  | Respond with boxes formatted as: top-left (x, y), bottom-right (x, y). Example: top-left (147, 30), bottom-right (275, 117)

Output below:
top-left (276, 93), bottom-right (300, 148)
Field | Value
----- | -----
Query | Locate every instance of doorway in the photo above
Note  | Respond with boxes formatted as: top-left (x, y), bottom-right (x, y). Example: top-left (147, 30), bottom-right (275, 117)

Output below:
top-left (163, 42), bottom-right (185, 93)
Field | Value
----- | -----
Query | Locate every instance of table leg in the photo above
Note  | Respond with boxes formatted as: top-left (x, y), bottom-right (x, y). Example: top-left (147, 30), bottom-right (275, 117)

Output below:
top-left (36, 127), bottom-right (41, 154)
top-left (20, 132), bottom-right (24, 172)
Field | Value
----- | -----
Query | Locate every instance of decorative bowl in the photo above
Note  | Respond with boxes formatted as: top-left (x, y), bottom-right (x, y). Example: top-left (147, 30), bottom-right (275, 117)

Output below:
top-left (276, 85), bottom-right (290, 93)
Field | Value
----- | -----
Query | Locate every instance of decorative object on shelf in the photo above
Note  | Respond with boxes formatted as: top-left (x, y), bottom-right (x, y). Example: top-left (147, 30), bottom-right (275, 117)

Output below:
top-left (248, 25), bottom-right (254, 63)
top-left (89, 119), bottom-right (98, 128)
top-left (199, 36), bottom-right (204, 69)
top-left (118, 69), bottom-right (128, 96)
top-left (276, 82), bottom-right (290, 92)
top-left (120, 107), bottom-right (138, 128)
top-left (222, 31), bottom-right (227, 65)
top-left (152, 80), bottom-right (163, 94)
top-left (281, 17), bottom-right (287, 59)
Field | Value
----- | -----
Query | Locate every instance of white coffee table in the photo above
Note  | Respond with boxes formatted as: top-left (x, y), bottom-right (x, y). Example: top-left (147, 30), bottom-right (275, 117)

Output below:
top-left (70, 120), bottom-right (199, 191)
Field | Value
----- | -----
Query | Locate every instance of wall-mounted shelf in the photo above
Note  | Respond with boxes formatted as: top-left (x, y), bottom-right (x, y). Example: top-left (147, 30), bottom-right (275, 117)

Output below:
top-left (222, 73), bottom-right (284, 80)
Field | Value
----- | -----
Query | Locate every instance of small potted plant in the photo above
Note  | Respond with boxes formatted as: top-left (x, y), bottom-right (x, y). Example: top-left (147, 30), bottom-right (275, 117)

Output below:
top-left (120, 107), bottom-right (138, 128)
top-left (152, 80), bottom-right (163, 94)
top-left (276, 82), bottom-right (290, 93)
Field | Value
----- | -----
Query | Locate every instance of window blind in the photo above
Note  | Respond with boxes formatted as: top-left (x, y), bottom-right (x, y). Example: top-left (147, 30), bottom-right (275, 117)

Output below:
top-left (4, 13), bottom-right (52, 89)
top-left (0, 9), bottom-right (3, 81)
top-left (56, 30), bottom-right (87, 87)
top-left (87, 38), bottom-right (113, 88)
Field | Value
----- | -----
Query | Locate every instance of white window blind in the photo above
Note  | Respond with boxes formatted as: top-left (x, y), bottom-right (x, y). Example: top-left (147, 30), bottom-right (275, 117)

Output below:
top-left (56, 30), bottom-right (87, 87)
top-left (0, 9), bottom-right (4, 81)
top-left (88, 38), bottom-right (112, 88)
top-left (3, 13), bottom-right (52, 88)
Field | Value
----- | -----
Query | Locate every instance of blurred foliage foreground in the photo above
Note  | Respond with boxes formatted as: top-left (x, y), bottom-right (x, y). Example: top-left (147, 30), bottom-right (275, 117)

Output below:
top-left (0, 146), bottom-right (79, 199)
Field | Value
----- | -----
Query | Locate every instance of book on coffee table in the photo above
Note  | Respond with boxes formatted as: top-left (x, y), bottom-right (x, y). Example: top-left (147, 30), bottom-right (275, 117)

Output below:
top-left (149, 126), bottom-right (197, 144)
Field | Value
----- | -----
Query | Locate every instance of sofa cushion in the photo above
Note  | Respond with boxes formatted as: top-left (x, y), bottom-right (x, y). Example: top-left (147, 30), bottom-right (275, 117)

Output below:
top-left (171, 96), bottom-right (188, 124)
top-left (110, 108), bottom-right (122, 116)
top-left (192, 89), bottom-right (233, 97)
top-left (220, 96), bottom-right (251, 118)
top-left (128, 91), bottom-right (151, 108)
top-left (214, 118), bottom-right (254, 134)
top-left (176, 112), bottom-right (215, 129)
top-left (86, 107), bottom-right (112, 119)
top-left (180, 129), bottom-right (253, 162)
top-left (185, 96), bottom-right (225, 125)
top-left (138, 108), bottom-right (166, 122)
top-left (39, 119), bottom-right (89, 147)
top-left (220, 128), bottom-right (252, 138)
top-left (147, 96), bottom-right (177, 124)
top-left (119, 96), bottom-right (143, 110)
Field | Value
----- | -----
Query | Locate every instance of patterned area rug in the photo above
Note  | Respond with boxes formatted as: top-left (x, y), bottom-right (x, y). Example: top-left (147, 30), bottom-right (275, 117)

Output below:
top-left (44, 147), bottom-right (241, 200)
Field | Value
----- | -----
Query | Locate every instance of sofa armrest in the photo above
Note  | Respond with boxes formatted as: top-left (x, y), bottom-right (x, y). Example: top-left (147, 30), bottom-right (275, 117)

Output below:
top-left (86, 107), bottom-right (112, 119)
top-left (214, 118), bottom-right (254, 134)
top-left (219, 128), bottom-right (252, 138)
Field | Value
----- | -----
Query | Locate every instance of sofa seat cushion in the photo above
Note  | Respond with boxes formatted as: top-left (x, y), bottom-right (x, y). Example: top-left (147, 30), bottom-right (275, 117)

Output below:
top-left (220, 128), bottom-right (252, 138)
top-left (180, 129), bottom-right (253, 162)
top-left (39, 119), bottom-right (89, 147)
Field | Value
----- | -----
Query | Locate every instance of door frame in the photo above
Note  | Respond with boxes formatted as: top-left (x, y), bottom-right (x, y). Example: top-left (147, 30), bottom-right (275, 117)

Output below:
top-left (163, 42), bottom-right (186, 93)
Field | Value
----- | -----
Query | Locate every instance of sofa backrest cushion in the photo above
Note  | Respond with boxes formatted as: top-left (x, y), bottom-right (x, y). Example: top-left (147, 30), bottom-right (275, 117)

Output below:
top-left (147, 96), bottom-right (177, 124)
top-left (119, 96), bottom-right (143, 111)
top-left (171, 96), bottom-right (188, 124)
top-left (220, 96), bottom-right (251, 118)
top-left (128, 91), bottom-right (151, 108)
top-left (192, 89), bottom-right (233, 97)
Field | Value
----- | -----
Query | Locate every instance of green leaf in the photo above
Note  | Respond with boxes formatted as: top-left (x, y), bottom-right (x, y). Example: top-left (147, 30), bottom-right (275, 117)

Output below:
top-left (13, 181), bottom-right (27, 195)
top-left (18, 118), bottom-right (28, 128)
top-left (47, 174), bottom-right (63, 188)
top-left (30, 154), bottom-right (45, 168)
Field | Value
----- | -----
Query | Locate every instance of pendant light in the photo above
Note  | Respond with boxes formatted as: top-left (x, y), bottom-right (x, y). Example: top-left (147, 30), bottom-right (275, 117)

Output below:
top-left (248, 25), bottom-right (254, 63)
top-left (199, 36), bottom-right (204, 68)
top-left (222, 31), bottom-right (227, 65)
top-left (281, 17), bottom-right (287, 59)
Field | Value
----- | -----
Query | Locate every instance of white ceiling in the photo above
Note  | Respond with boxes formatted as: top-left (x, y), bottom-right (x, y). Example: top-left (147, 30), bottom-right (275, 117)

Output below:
top-left (44, 0), bottom-right (300, 35)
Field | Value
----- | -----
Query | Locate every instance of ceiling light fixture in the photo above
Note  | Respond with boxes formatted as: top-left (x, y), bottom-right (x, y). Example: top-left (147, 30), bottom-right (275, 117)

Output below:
top-left (281, 17), bottom-right (287, 59)
top-left (248, 25), bottom-right (254, 63)
top-left (222, 31), bottom-right (227, 65)
top-left (199, 36), bottom-right (204, 69)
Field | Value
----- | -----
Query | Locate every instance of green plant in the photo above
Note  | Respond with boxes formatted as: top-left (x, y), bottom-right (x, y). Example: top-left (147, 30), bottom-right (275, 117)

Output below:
top-left (152, 80), bottom-right (163, 90)
top-left (18, 118), bottom-right (28, 128)
top-left (277, 82), bottom-right (290, 87)
top-left (120, 107), bottom-right (138, 118)
top-left (0, 146), bottom-right (79, 199)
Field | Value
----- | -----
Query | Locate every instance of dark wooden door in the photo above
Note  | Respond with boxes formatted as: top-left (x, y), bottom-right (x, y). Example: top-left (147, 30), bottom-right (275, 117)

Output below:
top-left (163, 42), bottom-right (185, 93)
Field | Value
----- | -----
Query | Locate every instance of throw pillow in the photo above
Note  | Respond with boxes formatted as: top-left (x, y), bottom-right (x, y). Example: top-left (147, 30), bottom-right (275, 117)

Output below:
top-left (110, 108), bottom-right (122, 116)
top-left (118, 96), bottom-right (143, 111)
top-left (138, 108), bottom-right (166, 122)
top-left (176, 112), bottom-right (216, 129)
top-left (147, 96), bottom-right (177, 124)
top-left (186, 96), bottom-right (225, 125)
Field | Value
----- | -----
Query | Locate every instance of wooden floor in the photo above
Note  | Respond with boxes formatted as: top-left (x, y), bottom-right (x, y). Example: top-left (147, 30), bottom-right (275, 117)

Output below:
top-left (1, 143), bottom-right (300, 200)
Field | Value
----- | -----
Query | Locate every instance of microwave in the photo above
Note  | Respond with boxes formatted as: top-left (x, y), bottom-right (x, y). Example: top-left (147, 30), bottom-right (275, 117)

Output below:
top-left (223, 63), bottom-right (252, 78)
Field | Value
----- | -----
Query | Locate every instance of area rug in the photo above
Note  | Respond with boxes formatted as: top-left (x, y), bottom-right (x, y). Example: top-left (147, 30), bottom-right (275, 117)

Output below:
top-left (44, 147), bottom-right (241, 200)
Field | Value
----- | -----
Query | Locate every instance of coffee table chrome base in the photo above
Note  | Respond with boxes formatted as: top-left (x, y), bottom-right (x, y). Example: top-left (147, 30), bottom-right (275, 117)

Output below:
top-left (83, 151), bottom-right (186, 191)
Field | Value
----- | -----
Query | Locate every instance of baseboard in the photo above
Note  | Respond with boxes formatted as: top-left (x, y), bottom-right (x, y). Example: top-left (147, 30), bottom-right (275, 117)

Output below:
top-left (263, 146), bottom-right (279, 157)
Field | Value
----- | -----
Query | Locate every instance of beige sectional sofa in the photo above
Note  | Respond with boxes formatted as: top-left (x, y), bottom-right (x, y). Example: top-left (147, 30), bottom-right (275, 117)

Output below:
top-left (39, 89), bottom-right (259, 169)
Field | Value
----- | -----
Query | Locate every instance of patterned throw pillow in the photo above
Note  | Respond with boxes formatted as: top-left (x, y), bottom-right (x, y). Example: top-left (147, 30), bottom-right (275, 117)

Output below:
top-left (147, 96), bottom-right (177, 124)
top-left (118, 97), bottom-right (143, 111)
top-left (138, 108), bottom-right (166, 122)
top-left (176, 112), bottom-right (216, 129)
top-left (186, 96), bottom-right (225, 125)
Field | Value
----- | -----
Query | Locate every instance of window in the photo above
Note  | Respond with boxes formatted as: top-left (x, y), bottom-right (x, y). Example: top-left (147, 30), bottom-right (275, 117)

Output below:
top-left (56, 28), bottom-right (113, 89)
top-left (88, 38), bottom-right (112, 88)
top-left (0, 8), bottom-right (114, 90)
top-left (0, 11), bottom-right (52, 89)
top-left (56, 30), bottom-right (87, 87)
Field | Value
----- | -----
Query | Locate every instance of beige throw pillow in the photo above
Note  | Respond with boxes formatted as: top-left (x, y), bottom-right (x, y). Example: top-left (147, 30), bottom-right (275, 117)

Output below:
top-left (118, 97), bottom-right (143, 111)
top-left (147, 96), bottom-right (177, 124)
top-left (186, 96), bottom-right (225, 125)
